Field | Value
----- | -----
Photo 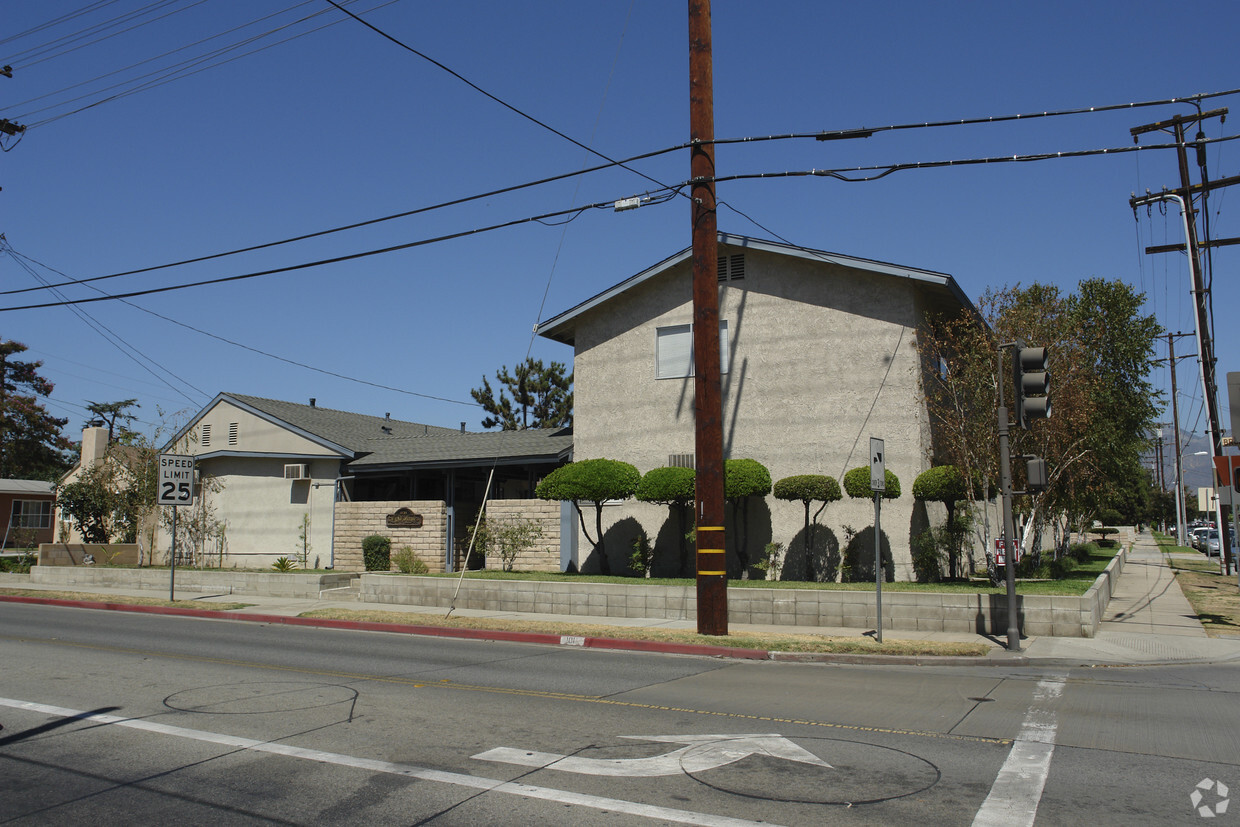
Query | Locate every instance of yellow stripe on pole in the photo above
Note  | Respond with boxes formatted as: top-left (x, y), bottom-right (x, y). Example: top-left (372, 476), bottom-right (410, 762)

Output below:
top-left (698, 570), bottom-right (727, 576)
top-left (696, 526), bottom-right (724, 531)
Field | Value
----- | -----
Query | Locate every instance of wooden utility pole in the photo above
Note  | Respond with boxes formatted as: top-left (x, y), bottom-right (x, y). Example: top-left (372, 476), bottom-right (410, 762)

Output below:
top-left (1131, 109), bottom-right (1234, 574)
top-left (688, 0), bottom-right (726, 635)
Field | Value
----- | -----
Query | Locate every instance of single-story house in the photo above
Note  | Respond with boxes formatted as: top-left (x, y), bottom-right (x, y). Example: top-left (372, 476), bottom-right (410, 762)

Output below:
top-left (158, 393), bottom-right (574, 571)
top-left (535, 233), bottom-right (978, 580)
top-left (2, 479), bottom-right (56, 548)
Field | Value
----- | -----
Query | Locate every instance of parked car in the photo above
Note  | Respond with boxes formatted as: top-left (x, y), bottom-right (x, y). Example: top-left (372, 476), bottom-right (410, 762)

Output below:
top-left (1191, 526), bottom-right (1210, 550)
top-left (1204, 529), bottom-right (1220, 557)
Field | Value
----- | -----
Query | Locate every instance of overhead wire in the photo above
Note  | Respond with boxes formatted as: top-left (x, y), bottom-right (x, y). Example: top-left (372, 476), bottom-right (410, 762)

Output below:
top-left (4, 0), bottom-right (202, 70)
top-left (0, 189), bottom-right (681, 311)
top-left (1, 241), bottom-right (204, 404)
top-left (7, 247), bottom-right (480, 409)
top-left (0, 0), bottom-right (121, 49)
top-left (320, 0), bottom-right (688, 204)
top-left (0, 142), bottom-right (687, 297)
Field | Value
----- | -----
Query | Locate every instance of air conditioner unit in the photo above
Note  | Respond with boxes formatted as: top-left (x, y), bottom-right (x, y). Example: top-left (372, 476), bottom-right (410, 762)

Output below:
top-left (284, 464), bottom-right (309, 481)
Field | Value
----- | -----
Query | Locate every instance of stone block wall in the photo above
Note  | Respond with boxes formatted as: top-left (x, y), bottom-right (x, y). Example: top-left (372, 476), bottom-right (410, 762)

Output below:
top-left (333, 501), bottom-right (447, 572)
top-left (38, 543), bottom-right (141, 567)
top-left (483, 499), bottom-right (561, 572)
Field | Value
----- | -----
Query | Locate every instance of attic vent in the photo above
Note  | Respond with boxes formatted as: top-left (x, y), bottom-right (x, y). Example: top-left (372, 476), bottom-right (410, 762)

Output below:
top-left (284, 463), bottom-right (309, 481)
top-left (717, 253), bottom-right (745, 282)
top-left (668, 453), bottom-right (695, 469)
top-left (201, 424), bottom-right (211, 446)
top-left (228, 422), bottom-right (238, 446)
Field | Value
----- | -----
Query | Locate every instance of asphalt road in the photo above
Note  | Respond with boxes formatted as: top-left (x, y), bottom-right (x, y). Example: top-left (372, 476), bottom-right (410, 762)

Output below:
top-left (1, 602), bottom-right (1237, 825)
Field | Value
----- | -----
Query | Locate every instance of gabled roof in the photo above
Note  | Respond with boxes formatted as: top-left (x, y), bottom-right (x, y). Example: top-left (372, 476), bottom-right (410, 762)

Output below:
top-left (169, 393), bottom-right (571, 472)
top-left (536, 232), bottom-right (976, 345)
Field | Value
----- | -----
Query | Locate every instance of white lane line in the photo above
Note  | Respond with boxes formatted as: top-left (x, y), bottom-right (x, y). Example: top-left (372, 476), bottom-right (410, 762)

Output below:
top-left (972, 673), bottom-right (1068, 827)
top-left (0, 697), bottom-right (774, 827)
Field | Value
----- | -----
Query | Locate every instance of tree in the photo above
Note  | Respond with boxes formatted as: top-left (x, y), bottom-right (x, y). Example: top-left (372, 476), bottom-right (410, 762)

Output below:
top-left (635, 466), bottom-right (695, 576)
top-left (912, 465), bottom-right (967, 578)
top-left (0, 340), bottom-right (72, 480)
top-left (535, 458), bottom-right (639, 575)
top-left (85, 399), bottom-right (140, 444)
top-left (917, 280), bottom-right (1161, 558)
top-left (772, 474), bottom-right (841, 581)
top-left (471, 358), bottom-right (572, 430)
top-left (725, 458), bottom-right (771, 579)
top-left (57, 442), bottom-right (158, 544)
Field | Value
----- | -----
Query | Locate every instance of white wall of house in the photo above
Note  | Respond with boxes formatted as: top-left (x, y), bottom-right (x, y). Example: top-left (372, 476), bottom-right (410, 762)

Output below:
top-left (563, 248), bottom-right (946, 580)
top-left (154, 399), bottom-right (346, 568)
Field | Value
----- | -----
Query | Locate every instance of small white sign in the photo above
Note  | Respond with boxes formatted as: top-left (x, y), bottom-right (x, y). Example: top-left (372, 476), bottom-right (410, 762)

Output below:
top-left (870, 437), bottom-right (885, 492)
top-left (158, 454), bottom-right (196, 506)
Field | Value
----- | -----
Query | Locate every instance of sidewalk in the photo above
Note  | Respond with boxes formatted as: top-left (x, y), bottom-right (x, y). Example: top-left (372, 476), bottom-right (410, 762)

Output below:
top-left (3, 534), bottom-right (1239, 666)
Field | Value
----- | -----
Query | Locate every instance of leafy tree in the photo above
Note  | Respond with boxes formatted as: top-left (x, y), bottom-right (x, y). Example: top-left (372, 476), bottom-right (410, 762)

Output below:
top-left (85, 398), bottom-right (140, 444)
top-left (912, 465), bottom-right (967, 578)
top-left (471, 358), bottom-right (572, 430)
top-left (536, 458), bottom-right (639, 575)
top-left (0, 340), bottom-right (72, 479)
top-left (772, 474), bottom-right (841, 581)
top-left (56, 442), bottom-right (158, 543)
top-left (917, 279), bottom-right (1161, 558)
top-left (635, 466), bottom-right (695, 576)
top-left (725, 458), bottom-right (771, 579)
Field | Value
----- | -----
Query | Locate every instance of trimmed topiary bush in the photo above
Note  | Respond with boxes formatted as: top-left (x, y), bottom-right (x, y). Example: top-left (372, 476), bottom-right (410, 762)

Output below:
top-left (636, 466), bottom-right (695, 576)
top-left (536, 458), bottom-right (640, 575)
top-left (725, 459), bottom-right (772, 579)
top-left (773, 474), bottom-right (842, 581)
top-left (842, 466), bottom-right (902, 499)
top-left (362, 534), bottom-right (391, 571)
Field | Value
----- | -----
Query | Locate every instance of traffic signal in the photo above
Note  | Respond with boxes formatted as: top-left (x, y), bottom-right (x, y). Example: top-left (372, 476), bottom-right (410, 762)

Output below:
top-left (1013, 346), bottom-right (1051, 430)
top-left (1026, 457), bottom-right (1048, 492)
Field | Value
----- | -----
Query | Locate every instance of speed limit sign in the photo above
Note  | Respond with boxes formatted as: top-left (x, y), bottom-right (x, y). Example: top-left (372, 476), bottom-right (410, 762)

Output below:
top-left (158, 454), bottom-right (196, 506)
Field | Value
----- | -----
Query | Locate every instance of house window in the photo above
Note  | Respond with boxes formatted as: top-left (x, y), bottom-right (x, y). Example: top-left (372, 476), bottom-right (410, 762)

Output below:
top-left (201, 424), bottom-right (211, 446)
top-left (656, 321), bottom-right (729, 379)
top-left (10, 500), bottom-right (52, 530)
top-left (228, 422), bottom-right (238, 446)
top-left (717, 253), bottom-right (745, 282)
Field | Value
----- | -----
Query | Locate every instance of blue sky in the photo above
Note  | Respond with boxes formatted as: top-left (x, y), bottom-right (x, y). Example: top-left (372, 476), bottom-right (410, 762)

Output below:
top-left (1, 1), bottom-right (1236, 487)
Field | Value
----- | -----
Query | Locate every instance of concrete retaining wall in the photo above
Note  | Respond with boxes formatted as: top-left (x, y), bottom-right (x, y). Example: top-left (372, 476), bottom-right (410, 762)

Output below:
top-left (31, 565), bottom-right (354, 598)
top-left (361, 546), bottom-right (1129, 638)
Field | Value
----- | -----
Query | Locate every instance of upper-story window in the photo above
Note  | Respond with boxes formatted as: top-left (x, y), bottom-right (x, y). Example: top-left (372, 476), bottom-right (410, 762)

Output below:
top-left (655, 320), bottom-right (729, 379)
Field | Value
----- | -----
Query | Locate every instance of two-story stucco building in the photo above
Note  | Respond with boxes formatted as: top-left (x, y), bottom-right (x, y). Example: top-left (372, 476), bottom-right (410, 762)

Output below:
top-left (536, 233), bottom-right (977, 580)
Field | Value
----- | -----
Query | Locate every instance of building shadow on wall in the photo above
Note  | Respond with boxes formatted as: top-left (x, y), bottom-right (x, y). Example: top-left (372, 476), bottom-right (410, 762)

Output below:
top-left (843, 526), bottom-right (894, 583)
top-left (779, 523), bottom-right (840, 583)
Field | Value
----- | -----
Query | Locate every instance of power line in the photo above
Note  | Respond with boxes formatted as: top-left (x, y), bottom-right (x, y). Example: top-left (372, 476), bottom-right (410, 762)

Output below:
top-left (6, 248), bottom-right (481, 409)
top-left (2, 241), bottom-right (204, 404)
top-left (321, 0), bottom-right (686, 204)
top-left (0, 190), bottom-right (679, 311)
top-left (0, 143), bottom-right (686, 296)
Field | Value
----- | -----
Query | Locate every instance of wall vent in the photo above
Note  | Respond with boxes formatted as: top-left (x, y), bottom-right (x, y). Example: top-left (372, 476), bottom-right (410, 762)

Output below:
top-left (668, 453), bottom-right (695, 469)
top-left (284, 463), bottom-right (309, 480)
top-left (717, 253), bottom-right (745, 282)
top-left (201, 424), bottom-right (211, 446)
top-left (228, 422), bottom-right (238, 446)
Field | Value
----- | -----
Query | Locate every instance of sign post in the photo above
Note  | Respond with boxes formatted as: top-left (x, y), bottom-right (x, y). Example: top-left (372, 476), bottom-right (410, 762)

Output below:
top-left (870, 438), bottom-right (885, 643)
top-left (158, 454), bottom-right (196, 601)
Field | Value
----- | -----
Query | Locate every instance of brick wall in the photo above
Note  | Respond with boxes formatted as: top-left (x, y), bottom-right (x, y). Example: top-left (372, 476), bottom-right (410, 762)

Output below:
top-left (332, 501), bottom-right (447, 572)
top-left (484, 499), bottom-right (561, 572)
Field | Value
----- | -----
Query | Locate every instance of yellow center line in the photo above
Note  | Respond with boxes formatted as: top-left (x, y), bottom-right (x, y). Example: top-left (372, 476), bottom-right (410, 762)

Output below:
top-left (0, 634), bottom-right (1011, 746)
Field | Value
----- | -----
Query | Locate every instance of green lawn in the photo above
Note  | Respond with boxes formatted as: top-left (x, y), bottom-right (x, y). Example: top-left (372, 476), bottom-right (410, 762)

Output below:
top-left (407, 542), bottom-right (1120, 597)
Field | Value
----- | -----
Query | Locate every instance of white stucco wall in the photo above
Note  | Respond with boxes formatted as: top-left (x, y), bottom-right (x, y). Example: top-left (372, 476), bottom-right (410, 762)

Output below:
top-left (564, 247), bottom-right (945, 580)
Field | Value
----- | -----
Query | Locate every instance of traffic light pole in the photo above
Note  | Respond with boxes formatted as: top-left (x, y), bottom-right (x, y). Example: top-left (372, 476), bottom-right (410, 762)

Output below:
top-left (996, 365), bottom-right (1021, 653)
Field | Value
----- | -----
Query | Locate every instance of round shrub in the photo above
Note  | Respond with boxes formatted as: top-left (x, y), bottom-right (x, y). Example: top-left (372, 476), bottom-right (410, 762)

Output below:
top-left (636, 466), bottom-right (695, 505)
top-left (362, 534), bottom-right (391, 572)
top-left (725, 458), bottom-right (772, 500)
top-left (772, 474), bottom-right (841, 505)
top-left (842, 466), bottom-right (901, 499)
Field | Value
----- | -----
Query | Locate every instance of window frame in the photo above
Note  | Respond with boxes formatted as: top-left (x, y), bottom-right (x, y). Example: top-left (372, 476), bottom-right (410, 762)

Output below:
top-left (10, 499), bottom-right (53, 530)
top-left (655, 320), bottom-right (729, 379)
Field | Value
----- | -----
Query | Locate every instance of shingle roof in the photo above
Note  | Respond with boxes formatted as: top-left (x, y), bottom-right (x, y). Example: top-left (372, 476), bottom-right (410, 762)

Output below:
top-left (193, 394), bottom-right (570, 471)
top-left (0, 479), bottom-right (55, 495)
top-left (349, 427), bottom-right (573, 469)
top-left (224, 393), bottom-right (460, 454)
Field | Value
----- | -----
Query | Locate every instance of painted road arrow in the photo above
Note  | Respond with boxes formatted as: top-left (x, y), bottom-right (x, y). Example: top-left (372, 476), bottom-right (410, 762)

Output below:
top-left (473, 734), bottom-right (833, 778)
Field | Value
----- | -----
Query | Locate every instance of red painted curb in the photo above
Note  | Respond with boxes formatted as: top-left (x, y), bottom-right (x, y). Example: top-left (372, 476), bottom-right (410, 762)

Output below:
top-left (0, 595), bottom-right (771, 660)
